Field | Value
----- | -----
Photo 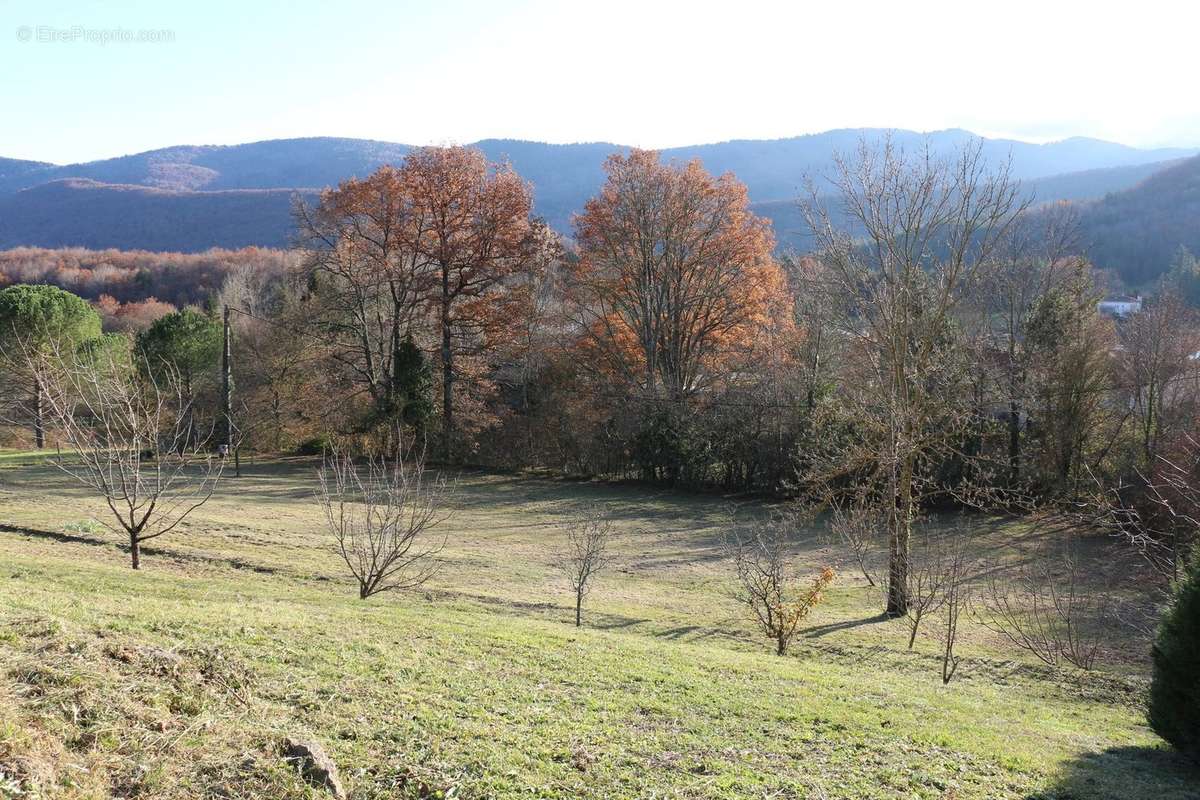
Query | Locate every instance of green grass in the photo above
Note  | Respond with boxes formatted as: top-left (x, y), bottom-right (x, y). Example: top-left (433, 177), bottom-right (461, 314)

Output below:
top-left (0, 448), bottom-right (59, 466)
top-left (0, 459), bottom-right (1195, 799)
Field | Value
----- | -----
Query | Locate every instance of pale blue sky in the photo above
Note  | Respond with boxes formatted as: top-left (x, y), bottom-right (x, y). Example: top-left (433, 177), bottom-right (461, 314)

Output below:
top-left (3, 0), bottom-right (1198, 164)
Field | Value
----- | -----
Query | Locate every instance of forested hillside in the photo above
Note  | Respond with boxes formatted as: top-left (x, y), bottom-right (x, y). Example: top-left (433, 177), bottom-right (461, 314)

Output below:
top-left (1078, 155), bottom-right (1200, 285)
top-left (0, 131), bottom-right (1193, 255)
top-left (0, 181), bottom-right (312, 251)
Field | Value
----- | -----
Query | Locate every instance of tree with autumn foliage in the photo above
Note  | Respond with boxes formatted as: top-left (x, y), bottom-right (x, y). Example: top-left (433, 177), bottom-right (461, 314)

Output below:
top-left (563, 151), bottom-right (791, 486)
top-left (399, 146), bottom-right (536, 461)
top-left (568, 150), bottom-right (783, 406)
top-left (297, 149), bottom-right (540, 457)
top-left (295, 165), bottom-right (432, 436)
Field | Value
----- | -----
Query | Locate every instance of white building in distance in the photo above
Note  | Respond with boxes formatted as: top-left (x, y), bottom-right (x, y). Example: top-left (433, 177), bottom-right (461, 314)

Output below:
top-left (1097, 295), bottom-right (1142, 317)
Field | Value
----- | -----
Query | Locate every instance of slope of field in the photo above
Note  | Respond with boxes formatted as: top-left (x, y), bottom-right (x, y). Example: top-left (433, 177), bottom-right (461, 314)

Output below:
top-left (0, 459), bottom-right (1195, 799)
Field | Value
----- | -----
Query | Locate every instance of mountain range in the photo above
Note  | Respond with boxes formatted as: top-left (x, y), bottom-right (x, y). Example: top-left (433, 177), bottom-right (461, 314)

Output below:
top-left (0, 130), bottom-right (1196, 284)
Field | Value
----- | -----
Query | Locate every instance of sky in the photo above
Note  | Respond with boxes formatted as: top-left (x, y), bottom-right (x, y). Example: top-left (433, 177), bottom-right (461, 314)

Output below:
top-left (2, 0), bottom-right (1199, 164)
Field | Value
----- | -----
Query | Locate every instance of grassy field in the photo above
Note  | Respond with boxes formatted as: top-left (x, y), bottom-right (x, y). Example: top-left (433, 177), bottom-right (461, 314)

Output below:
top-left (0, 458), bottom-right (1196, 799)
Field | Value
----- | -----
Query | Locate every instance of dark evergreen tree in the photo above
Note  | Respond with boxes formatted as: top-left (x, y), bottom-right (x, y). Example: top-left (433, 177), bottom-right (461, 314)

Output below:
top-left (136, 307), bottom-right (222, 394)
top-left (1149, 553), bottom-right (1200, 759)
top-left (391, 333), bottom-right (433, 433)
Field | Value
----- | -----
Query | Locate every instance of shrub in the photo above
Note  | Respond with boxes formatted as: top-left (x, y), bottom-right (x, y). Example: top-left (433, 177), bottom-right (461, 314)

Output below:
top-left (316, 438), bottom-right (451, 599)
top-left (726, 514), bottom-right (836, 655)
top-left (1149, 553), bottom-right (1200, 758)
top-left (978, 540), bottom-right (1108, 671)
top-left (296, 434), bottom-right (333, 456)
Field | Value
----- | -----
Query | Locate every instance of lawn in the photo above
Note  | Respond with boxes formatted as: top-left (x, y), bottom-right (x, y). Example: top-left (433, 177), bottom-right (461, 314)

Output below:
top-left (0, 459), bottom-right (1195, 799)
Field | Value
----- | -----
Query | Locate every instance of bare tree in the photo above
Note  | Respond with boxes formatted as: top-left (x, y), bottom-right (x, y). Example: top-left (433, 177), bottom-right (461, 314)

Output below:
top-left (969, 206), bottom-right (1081, 488)
top-left (556, 505), bottom-right (614, 627)
top-left (1078, 430), bottom-right (1200, 588)
top-left (1026, 270), bottom-right (1121, 496)
top-left (802, 136), bottom-right (1026, 617)
top-left (938, 538), bottom-right (974, 684)
top-left (904, 531), bottom-right (956, 650)
top-left (826, 495), bottom-right (884, 587)
top-left (726, 514), bottom-right (836, 655)
top-left (786, 255), bottom-right (843, 416)
top-left (977, 540), bottom-right (1106, 670)
top-left (1118, 292), bottom-right (1200, 468)
top-left (217, 265), bottom-right (316, 451)
top-left (316, 439), bottom-right (451, 599)
top-left (25, 340), bottom-right (224, 570)
top-left (1146, 435), bottom-right (1200, 580)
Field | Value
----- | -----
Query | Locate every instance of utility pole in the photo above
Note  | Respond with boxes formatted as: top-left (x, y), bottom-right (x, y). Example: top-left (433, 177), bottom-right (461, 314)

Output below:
top-left (221, 305), bottom-right (238, 476)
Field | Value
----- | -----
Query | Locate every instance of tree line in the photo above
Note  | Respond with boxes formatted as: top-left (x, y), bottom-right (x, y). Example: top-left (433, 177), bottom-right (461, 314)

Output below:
top-left (4, 140), bottom-right (1200, 574)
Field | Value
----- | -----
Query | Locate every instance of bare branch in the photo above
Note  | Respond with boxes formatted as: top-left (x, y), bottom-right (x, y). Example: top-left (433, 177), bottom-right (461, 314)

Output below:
top-left (316, 435), bottom-right (452, 599)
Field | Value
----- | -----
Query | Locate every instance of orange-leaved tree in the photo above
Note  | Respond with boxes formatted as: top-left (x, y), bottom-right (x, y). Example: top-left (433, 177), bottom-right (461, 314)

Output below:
top-left (400, 146), bottom-right (536, 460)
top-left (568, 150), bottom-right (781, 405)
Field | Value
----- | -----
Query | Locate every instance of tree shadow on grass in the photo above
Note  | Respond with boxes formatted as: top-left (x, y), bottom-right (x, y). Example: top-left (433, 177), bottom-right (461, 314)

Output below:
top-left (0, 522), bottom-right (286, 576)
top-left (1029, 745), bottom-right (1200, 800)
top-left (803, 612), bottom-right (891, 638)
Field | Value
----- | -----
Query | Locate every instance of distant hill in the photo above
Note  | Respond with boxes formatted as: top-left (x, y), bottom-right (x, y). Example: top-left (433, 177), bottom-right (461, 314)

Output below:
top-left (757, 154), bottom-right (1200, 288)
top-left (0, 157), bottom-right (54, 183)
top-left (1077, 154), bottom-right (1200, 285)
top-left (1024, 159), bottom-right (1191, 203)
top-left (664, 130), bottom-right (1196, 202)
top-left (754, 159), bottom-right (1199, 253)
top-left (0, 131), bottom-right (1195, 254)
top-left (0, 138), bottom-right (413, 195)
top-left (0, 180), bottom-right (313, 252)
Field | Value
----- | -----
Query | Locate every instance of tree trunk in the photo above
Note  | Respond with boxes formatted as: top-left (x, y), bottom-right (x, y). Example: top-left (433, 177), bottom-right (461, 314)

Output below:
top-left (1007, 400), bottom-right (1021, 485)
top-left (776, 633), bottom-right (786, 656)
top-left (221, 305), bottom-right (233, 455)
top-left (440, 271), bottom-right (453, 463)
top-left (33, 376), bottom-right (44, 449)
top-left (886, 454), bottom-right (914, 617)
top-left (1145, 384), bottom-right (1160, 468)
top-left (387, 315), bottom-right (402, 434)
top-left (886, 535), bottom-right (908, 616)
top-left (575, 592), bottom-right (582, 627)
top-left (886, 327), bottom-right (912, 618)
top-left (182, 375), bottom-right (195, 453)
top-left (129, 534), bottom-right (141, 570)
